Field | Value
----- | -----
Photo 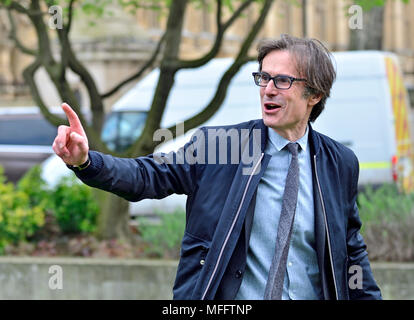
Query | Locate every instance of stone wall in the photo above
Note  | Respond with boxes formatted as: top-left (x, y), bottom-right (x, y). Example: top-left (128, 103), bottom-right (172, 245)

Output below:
top-left (0, 257), bottom-right (177, 300)
top-left (371, 263), bottom-right (414, 300)
top-left (0, 257), bottom-right (412, 300)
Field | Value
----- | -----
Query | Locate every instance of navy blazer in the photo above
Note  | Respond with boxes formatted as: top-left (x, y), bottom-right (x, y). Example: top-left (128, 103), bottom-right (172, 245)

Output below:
top-left (72, 119), bottom-right (382, 300)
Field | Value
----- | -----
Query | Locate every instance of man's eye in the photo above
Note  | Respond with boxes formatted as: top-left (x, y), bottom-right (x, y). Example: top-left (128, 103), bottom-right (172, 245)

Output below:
top-left (277, 76), bottom-right (290, 84)
top-left (261, 74), bottom-right (270, 81)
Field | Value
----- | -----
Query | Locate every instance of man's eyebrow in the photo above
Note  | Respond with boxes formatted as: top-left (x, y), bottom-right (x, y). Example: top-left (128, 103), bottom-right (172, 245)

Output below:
top-left (259, 71), bottom-right (294, 78)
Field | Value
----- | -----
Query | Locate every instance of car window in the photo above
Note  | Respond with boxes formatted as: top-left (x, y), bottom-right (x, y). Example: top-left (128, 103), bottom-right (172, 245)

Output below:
top-left (0, 116), bottom-right (57, 146)
top-left (101, 111), bottom-right (147, 152)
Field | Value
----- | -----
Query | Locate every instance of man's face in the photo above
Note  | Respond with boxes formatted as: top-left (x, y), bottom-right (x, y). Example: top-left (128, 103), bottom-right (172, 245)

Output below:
top-left (260, 50), bottom-right (317, 140)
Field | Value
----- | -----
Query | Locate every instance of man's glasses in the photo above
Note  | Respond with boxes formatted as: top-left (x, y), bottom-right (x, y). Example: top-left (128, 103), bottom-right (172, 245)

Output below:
top-left (252, 72), bottom-right (307, 89)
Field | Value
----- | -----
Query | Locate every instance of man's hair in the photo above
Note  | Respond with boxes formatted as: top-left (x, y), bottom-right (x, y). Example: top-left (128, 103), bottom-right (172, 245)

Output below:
top-left (257, 34), bottom-right (336, 122)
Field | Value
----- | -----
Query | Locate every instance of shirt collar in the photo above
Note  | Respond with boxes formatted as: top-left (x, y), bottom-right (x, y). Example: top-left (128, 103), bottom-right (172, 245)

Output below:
top-left (267, 125), bottom-right (309, 153)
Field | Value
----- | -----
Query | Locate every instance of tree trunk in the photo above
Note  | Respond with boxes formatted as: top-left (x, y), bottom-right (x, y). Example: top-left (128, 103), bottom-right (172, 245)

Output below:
top-left (349, 5), bottom-right (385, 50)
top-left (94, 189), bottom-right (132, 242)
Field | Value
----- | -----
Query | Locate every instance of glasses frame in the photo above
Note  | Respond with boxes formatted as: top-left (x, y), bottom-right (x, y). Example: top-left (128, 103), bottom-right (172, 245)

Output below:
top-left (252, 72), bottom-right (307, 90)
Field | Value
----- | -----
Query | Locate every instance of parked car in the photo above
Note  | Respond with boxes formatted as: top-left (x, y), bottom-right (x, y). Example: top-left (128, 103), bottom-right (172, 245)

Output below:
top-left (0, 107), bottom-right (60, 183)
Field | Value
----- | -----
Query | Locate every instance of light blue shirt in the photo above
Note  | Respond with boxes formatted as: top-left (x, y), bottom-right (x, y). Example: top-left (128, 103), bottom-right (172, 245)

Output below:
top-left (235, 126), bottom-right (323, 300)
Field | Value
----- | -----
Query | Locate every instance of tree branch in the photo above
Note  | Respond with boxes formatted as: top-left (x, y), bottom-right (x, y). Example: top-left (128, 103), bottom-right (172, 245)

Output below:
top-left (234, 0), bottom-right (272, 60)
top-left (24, 1), bottom-right (84, 128)
top-left (22, 58), bottom-right (67, 127)
top-left (100, 31), bottom-right (167, 99)
top-left (222, 0), bottom-right (254, 30)
top-left (7, 0), bottom-right (47, 16)
top-left (164, 0), bottom-right (273, 140)
top-left (124, 0), bottom-right (189, 156)
top-left (174, 0), bottom-right (255, 70)
top-left (66, 0), bottom-right (75, 33)
top-left (56, 30), bottom-right (68, 82)
top-left (26, 0), bottom-right (56, 66)
top-left (7, 1), bottom-right (29, 14)
top-left (7, 10), bottom-right (37, 56)
top-left (52, 29), bottom-right (111, 152)
top-left (216, 0), bottom-right (223, 32)
top-left (164, 55), bottom-right (253, 141)
top-left (55, 0), bottom-right (76, 81)
top-left (45, 29), bottom-right (110, 152)
top-left (59, 27), bottom-right (106, 134)
top-left (27, 0), bottom-right (74, 106)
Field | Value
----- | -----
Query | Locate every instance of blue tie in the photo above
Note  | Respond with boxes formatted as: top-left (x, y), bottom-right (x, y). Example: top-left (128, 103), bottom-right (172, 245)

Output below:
top-left (264, 142), bottom-right (300, 300)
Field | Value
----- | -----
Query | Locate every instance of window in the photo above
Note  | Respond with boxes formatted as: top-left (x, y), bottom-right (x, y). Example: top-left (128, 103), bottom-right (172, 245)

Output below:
top-left (101, 111), bottom-right (147, 152)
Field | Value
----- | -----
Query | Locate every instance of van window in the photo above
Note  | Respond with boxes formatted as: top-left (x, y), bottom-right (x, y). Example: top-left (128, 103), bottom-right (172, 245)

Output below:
top-left (101, 111), bottom-right (147, 152)
top-left (0, 116), bottom-right (57, 146)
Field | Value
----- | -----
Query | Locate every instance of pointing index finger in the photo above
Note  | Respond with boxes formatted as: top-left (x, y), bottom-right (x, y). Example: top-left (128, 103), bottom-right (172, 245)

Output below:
top-left (61, 103), bottom-right (85, 136)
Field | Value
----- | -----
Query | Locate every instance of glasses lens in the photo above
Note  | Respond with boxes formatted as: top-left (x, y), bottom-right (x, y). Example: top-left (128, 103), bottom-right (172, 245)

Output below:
top-left (254, 72), bottom-right (271, 87)
top-left (275, 76), bottom-right (292, 89)
top-left (253, 73), bottom-right (261, 86)
top-left (260, 73), bottom-right (270, 86)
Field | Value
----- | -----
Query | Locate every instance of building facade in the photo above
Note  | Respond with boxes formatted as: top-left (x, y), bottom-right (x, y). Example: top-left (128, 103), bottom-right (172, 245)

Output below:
top-left (0, 0), bottom-right (414, 108)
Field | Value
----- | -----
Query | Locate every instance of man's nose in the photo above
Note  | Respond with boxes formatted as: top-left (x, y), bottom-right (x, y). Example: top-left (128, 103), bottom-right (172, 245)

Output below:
top-left (263, 80), bottom-right (280, 96)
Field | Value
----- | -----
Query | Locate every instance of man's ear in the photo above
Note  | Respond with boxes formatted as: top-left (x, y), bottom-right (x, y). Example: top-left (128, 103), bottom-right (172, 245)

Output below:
top-left (308, 93), bottom-right (322, 107)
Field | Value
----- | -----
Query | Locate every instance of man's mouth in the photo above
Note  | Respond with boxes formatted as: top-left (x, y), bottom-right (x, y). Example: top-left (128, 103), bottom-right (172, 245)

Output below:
top-left (264, 102), bottom-right (283, 111)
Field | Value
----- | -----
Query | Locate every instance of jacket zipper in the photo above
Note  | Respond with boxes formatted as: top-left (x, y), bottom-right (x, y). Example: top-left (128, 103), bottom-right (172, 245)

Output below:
top-left (313, 155), bottom-right (339, 300)
top-left (201, 152), bottom-right (265, 300)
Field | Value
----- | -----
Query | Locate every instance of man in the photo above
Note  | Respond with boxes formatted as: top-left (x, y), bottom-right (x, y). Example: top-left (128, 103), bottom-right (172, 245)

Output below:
top-left (53, 34), bottom-right (382, 300)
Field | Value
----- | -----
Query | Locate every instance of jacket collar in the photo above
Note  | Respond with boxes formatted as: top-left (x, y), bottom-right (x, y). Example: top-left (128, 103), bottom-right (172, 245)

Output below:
top-left (254, 119), bottom-right (268, 153)
top-left (253, 119), bottom-right (321, 156)
top-left (308, 123), bottom-right (321, 156)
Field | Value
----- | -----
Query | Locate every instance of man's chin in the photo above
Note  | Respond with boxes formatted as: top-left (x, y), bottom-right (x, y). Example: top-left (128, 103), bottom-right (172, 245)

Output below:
top-left (262, 116), bottom-right (279, 129)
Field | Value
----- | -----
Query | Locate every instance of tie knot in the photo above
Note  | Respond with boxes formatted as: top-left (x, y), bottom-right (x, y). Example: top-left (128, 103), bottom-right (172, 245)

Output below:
top-left (286, 142), bottom-right (299, 156)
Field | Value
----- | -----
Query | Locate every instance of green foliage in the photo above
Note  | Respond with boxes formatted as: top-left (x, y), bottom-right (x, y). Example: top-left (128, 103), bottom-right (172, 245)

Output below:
top-left (80, 0), bottom-right (113, 16)
top-left (7, 165), bottom-right (100, 239)
top-left (358, 183), bottom-right (414, 234)
top-left (137, 209), bottom-right (185, 258)
top-left (51, 175), bottom-right (100, 234)
top-left (0, 167), bottom-right (45, 254)
top-left (0, 0), bottom-right (12, 6)
top-left (16, 165), bottom-right (50, 208)
top-left (350, 0), bottom-right (410, 11)
top-left (357, 183), bottom-right (414, 261)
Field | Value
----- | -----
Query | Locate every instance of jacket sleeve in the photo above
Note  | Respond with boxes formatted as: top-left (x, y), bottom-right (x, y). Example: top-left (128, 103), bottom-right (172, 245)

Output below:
top-left (69, 130), bottom-right (204, 202)
top-left (346, 156), bottom-right (382, 300)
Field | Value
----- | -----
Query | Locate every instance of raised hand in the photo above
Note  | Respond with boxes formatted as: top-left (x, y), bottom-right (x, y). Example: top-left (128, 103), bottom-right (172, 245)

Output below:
top-left (52, 103), bottom-right (89, 166)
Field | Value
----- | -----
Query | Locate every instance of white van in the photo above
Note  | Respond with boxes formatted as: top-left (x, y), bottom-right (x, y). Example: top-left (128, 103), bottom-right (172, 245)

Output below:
top-left (312, 51), bottom-right (414, 191)
top-left (42, 51), bottom-right (414, 215)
